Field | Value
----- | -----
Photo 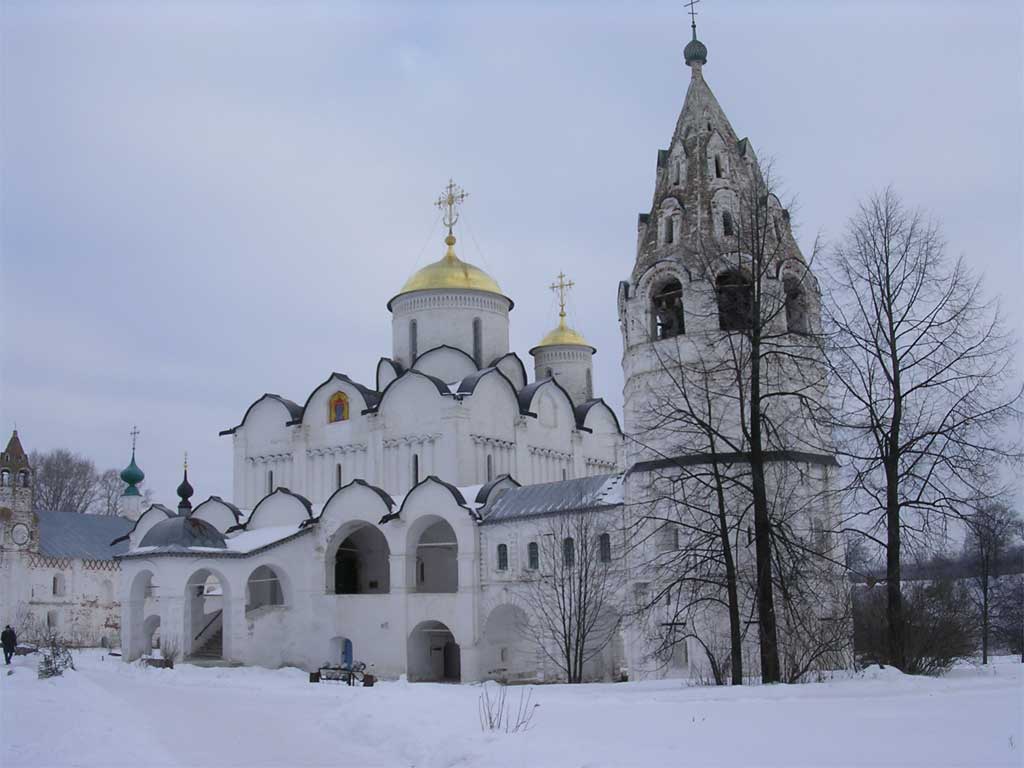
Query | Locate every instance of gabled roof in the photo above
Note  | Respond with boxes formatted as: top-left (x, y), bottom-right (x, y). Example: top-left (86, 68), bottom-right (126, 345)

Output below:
top-left (455, 367), bottom-right (518, 399)
top-left (475, 474), bottom-right (521, 506)
top-left (37, 511), bottom-right (133, 560)
top-left (314, 478), bottom-right (395, 527)
top-left (381, 475), bottom-right (472, 524)
top-left (480, 474), bottom-right (624, 525)
top-left (573, 398), bottom-right (623, 434)
top-left (295, 373), bottom-right (381, 425)
top-left (516, 377), bottom-right (577, 416)
top-left (220, 393), bottom-right (304, 436)
top-left (369, 369), bottom-right (453, 414)
top-left (191, 495), bottom-right (244, 524)
top-left (230, 487), bottom-right (313, 532)
top-left (111, 503), bottom-right (175, 545)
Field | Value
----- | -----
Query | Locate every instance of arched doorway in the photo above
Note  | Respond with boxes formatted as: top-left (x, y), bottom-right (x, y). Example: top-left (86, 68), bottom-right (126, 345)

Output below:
top-left (407, 620), bottom-right (460, 682)
top-left (482, 604), bottom-right (533, 682)
top-left (408, 518), bottom-right (458, 593)
top-left (126, 569), bottom-right (158, 661)
top-left (184, 568), bottom-right (229, 660)
top-left (329, 523), bottom-right (390, 594)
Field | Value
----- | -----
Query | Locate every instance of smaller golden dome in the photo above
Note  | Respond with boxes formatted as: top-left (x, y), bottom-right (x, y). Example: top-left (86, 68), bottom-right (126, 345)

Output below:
top-left (396, 234), bottom-right (504, 298)
top-left (531, 317), bottom-right (595, 353)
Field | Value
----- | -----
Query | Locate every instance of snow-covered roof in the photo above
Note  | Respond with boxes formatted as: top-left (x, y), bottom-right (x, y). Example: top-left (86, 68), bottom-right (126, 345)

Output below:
top-left (480, 474), bottom-right (624, 524)
top-left (120, 523), bottom-right (310, 559)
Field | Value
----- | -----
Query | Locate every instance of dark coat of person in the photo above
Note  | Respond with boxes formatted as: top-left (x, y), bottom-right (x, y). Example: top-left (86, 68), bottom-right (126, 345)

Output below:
top-left (1, 627), bottom-right (16, 650)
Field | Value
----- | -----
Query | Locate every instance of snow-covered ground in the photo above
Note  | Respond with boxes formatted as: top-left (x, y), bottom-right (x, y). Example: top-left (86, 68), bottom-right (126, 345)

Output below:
top-left (2, 651), bottom-right (1021, 767)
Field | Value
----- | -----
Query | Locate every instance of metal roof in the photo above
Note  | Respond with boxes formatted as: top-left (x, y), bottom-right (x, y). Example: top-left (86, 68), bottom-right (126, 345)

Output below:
top-left (480, 474), bottom-right (624, 524)
top-left (36, 511), bottom-right (133, 560)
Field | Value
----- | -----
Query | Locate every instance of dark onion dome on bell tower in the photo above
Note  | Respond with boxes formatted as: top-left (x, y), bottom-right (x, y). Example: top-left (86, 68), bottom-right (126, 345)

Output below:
top-left (176, 454), bottom-right (194, 515)
top-left (683, 19), bottom-right (707, 66)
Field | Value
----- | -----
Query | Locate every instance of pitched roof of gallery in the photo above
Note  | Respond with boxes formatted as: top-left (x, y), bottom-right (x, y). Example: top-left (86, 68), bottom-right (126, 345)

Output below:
top-left (37, 511), bottom-right (133, 560)
top-left (480, 474), bottom-right (624, 524)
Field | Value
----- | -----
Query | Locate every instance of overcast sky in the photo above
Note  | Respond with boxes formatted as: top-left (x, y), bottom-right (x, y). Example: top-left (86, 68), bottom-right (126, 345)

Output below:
top-left (1, 0), bottom-right (1021, 508)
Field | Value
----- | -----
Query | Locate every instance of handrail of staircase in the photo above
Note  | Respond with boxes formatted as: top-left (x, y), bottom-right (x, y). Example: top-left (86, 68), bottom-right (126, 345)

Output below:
top-left (195, 609), bottom-right (223, 642)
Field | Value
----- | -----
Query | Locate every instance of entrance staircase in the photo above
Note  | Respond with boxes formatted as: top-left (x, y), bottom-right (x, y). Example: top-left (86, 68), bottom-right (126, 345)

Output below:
top-left (191, 628), bottom-right (222, 659)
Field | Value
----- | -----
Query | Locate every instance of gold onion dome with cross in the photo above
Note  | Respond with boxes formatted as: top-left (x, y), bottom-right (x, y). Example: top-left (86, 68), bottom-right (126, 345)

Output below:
top-left (531, 272), bottom-right (595, 353)
top-left (394, 180), bottom-right (507, 304)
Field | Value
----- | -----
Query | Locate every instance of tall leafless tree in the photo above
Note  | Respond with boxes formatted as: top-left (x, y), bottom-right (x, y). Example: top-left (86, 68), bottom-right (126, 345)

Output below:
top-left (518, 509), bottom-right (624, 683)
top-left (825, 188), bottom-right (1022, 671)
top-left (964, 502), bottom-right (1021, 664)
top-left (29, 449), bottom-right (101, 513)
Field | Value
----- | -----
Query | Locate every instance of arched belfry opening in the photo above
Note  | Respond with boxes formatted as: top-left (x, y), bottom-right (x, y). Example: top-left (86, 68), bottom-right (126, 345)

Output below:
top-left (716, 270), bottom-right (753, 331)
top-left (652, 279), bottom-right (685, 340)
top-left (331, 523), bottom-right (391, 594)
top-left (783, 274), bottom-right (809, 334)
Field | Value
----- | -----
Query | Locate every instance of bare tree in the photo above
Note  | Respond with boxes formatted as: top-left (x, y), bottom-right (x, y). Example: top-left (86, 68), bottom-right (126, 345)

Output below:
top-left (29, 449), bottom-right (101, 513)
top-left (825, 188), bottom-right (1022, 671)
top-left (964, 502), bottom-right (1021, 663)
top-left (518, 510), bottom-right (624, 683)
top-left (93, 469), bottom-right (123, 515)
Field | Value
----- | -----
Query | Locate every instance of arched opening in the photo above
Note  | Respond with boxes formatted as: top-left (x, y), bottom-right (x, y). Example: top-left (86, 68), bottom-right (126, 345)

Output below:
top-left (562, 537), bottom-right (575, 568)
top-left (127, 569), bottom-right (158, 661)
top-left (336, 463), bottom-right (343, 489)
top-left (52, 573), bottom-right (65, 597)
top-left (651, 279), bottom-right (685, 340)
top-left (784, 275), bottom-right (809, 334)
top-left (267, 470), bottom-right (274, 494)
top-left (714, 154), bottom-right (724, 179)
top-left (585, 368), bottom-right (593, 399)
top-left (184, 568), bottom-right (228, 660)
top-left (409, 319), bottom-right (418, 362)
top-left (407, 620), bottom-right (461, 682)
top-left (47, 609), bottom-right (59, 630)
top-left (0, 470), bottom-right (8, 487)
top-left (246, 565), bottom-right (285, 612)
top-left (412, 454), bottom-right (420, 486)
top-left (496, 543), bottom-right (508, 571)
top-left (722, 211), bottom-right (734, 237)
top-left (527, 541), bottom-right (539, 570)
top-left (482, 604), bottom-right (533, 681)
top-left (17, 470), bottom-right (30, 488)
top-left (663, 214), bottom-right (674, 244)
top-left (599, 532), bottom-right (612, 563)
top-left (411, 518), bottom-right (458, 593)
top-left (331, 523), bottom-right (391, 594)
top-left (581, 610), bottom-right (624, 682)
top-left (716, 270), bottom-right (753, 332)
top-left (486, 455), bottom-right (493, 482)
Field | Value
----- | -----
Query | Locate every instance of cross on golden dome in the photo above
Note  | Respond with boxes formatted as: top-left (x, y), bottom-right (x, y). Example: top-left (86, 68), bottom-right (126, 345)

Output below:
top-left (550, 271), bottom-right (575, 320)
top-left (435, 179), bottom-right (468, 235)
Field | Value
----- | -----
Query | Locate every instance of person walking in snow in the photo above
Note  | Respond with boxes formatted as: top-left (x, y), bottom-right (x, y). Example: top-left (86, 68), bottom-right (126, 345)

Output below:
top-left (1, 625), bottom-right (16, 664)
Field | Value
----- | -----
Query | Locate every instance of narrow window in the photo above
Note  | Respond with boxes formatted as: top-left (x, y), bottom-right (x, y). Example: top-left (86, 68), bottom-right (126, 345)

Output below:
top-left (671, 161), bottom-right (679, 185)
top-left (528, 542), bottom-right (539, 570)
top-left (497, 543), bottom-right (508, 571)
top-left (714, 155), bottom-right (723, 178)
top-left (409, 319), bottom-right (418, 362)
top-left (336, 463), bottom-right (343, 489)
top-left (52, 574), bottom-right (65, 596)
top-left (663, 216), bottom-right (674, 244)
top-left (784, 275), bottom-right (809, 334)
top-left (486, 455), bottom-right (493, 482)
top-left (412, 453), bottom-right (420, 485)
top-left (599, 533), bottom-right (612, 563)
top-left (0, 470), bottom-right (8, 487)
top-left (267, 470), bottom-right (274, 494)
top-left (562, 537), bottom-right (575, 568)
top-left (716, 270), bottom-right (753, 332)
top-left (472, 317), bottom-right (482, 367)
top-left (585, 369), bottom-right (593, 399)
top-left (722, 211), bottom-right (734, 237)
top-left (561, 468), bottom-right (567, 481)
top-left (545, 368), bottom-right (553, 380)
top-left (651, 279), bottom-right (685, 340)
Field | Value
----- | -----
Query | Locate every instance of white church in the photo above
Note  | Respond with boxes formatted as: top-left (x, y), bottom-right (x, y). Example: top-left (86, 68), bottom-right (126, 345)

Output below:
top-left (43, 23), bottom-right (838, 683)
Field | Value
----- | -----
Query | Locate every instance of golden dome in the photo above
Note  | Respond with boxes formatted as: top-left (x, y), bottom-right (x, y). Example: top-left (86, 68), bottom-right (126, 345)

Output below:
top-left (396, 235), bottom-right (504, 298)
top-left (531, 317), bottom-right (595, 353)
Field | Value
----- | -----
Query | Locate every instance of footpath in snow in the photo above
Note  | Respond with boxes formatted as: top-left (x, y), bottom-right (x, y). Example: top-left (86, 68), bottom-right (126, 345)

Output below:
top-left (1, 651), bottom-right (1021, 767)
